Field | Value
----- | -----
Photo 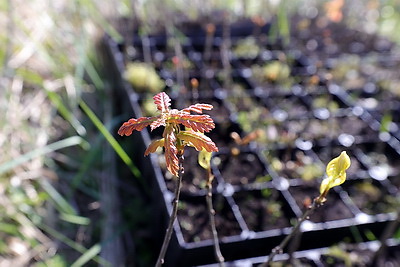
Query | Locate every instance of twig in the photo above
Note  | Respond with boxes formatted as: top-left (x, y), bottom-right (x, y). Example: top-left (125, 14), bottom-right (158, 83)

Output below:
top-left (287, 224), bottom-right (302, 264)
top-left (156, 152), bottom-right (184, 267)
top-left (220, 12), bottom-right (232, 90)
top-left (203, 23), bottom-right (215, 63)
top-left (165, 17), bottom-right (186, 108)
top-left (262, 198), bottom-right (322, 266)
top-left (205, 168), bottom-right (225, 266)
top-left (141, 34), bottom-right (152, 65)
top-left (370, 207), bottom-right (400, 266)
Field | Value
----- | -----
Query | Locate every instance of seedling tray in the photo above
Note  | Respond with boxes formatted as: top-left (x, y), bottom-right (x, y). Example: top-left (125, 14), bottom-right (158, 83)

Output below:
top-left (105, 15), bottom-right (400, 266)
top-left (199, 239), bottom-right (400, 266)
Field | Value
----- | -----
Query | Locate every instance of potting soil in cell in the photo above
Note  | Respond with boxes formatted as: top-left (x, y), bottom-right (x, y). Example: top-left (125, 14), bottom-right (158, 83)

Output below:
top-left (110, 13), bottom-right (400, 266)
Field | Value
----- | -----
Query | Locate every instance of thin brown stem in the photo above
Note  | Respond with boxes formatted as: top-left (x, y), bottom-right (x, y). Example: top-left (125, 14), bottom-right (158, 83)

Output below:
top-left (262, 199), bottom-right (321, 266)
top-left (155, 153), bottom-right (184, 267)
top-left (220, 13), bottom-right (232, 90)
top-left (203, 23), bottom-right (215, 63)
top-left (370, 208), bottom-right (400, 266)
top-left (206, 169), bottom-right (225, 266)
top-left (141, 34), bottom-right (152, 65)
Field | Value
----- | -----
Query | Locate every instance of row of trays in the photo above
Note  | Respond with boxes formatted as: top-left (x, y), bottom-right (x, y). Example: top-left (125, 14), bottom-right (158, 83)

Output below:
top-left (106, 16), bottom-right (400, 266)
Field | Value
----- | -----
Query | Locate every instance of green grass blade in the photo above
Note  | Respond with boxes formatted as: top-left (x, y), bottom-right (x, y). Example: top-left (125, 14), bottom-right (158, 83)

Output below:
top-left (39, 223), bottom-right (109, 266)
top-left (0, 222), bottom-right (19, 235)
top-left (45, 90), bottom-right (87, 136)
top-left (71, 117), bottom-right (121, 188)
top-left (79, 100), bottom-right (141, 180)
top-left (0, 136), bottom-right (88, 175)
top-left (40, 179), bottom-right (76, 215)
top-left (380, 113), bottom-right (392, 133)
top-left (85, 57), bottom-right (105, 90)
top-left (77, 0), bottom-right (123, 43)
top-left (71, 139), bottom-right (102, 188)
top-left (71, 243), bottom-right (103, 267)
top-left (59, 213), bottom-right (90, 226)
top-left (277, 0), bottom-right (290, 46)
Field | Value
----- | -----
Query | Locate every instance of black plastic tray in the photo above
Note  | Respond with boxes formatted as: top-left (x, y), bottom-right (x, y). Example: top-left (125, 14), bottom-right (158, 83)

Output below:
top-left (104, 16), bottom-right (400, 266)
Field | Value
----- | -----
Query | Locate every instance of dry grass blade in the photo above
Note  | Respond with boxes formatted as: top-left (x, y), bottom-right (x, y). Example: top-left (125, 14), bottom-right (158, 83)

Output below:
top-left (0, 0), bottom-right (128, 265)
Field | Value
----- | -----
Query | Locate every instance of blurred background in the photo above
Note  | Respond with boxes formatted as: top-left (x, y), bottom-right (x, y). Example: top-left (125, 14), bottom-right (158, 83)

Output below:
top-left (1, 0), bottom-right (400, 266)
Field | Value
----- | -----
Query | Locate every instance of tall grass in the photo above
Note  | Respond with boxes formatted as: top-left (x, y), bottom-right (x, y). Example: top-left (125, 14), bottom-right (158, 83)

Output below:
top-left (0, 0), bottom-right (131, 265)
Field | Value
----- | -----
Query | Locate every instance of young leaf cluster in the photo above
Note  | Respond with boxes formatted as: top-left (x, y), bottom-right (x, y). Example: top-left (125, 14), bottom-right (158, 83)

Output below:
top-left (118, 92), bottom-right (218, 176)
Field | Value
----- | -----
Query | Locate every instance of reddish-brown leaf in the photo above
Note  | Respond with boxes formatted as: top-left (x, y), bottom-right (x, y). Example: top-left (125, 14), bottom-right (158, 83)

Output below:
top-left (177, 131), bottom-right (218, 152)
top-left (168, 112), bottom-right (215, 132)
top-left (153, 92), bottom-right (171, 113)
top-left (150, 117), bottom-right (166, 131)
top-left (144, 138), bottom-right (165, 156)
top-left (118, 116), bottom-right (158, 136)
top-left (182, 103), bottom-right (213, 114)
top-left (163, 125), bottom-right (179, 176)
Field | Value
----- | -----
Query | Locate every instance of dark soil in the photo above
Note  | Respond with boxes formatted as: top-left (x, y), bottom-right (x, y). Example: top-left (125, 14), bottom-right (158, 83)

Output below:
top-left (342, 179), bottom-right (399, 215)
top-left (320, 244), bottom-right (400, 267)
top-left (289, 185), bottom-right (354, 223)
top-left (177, 195), bottom-right (242, 243)
top-left (266, 95), bottom-right (310, 119)
top-left (215, 152), bottom-right (266, 186)
top-left (261, 257), bottom-right (318, 267)
top-left (233, 189), bottom-right (292, 232)
top-left (264, 147), bottom-right (322, 181)
top-left (207, 120), bottom-right (243, 148)
top-left (164, 148), bottom-right (218, 195)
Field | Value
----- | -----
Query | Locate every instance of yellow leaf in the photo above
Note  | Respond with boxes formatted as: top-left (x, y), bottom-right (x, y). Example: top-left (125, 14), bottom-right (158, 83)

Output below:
top-left (198, 149), bottom-right (212, 170)
top-left (319, 151), bottom-right (351, 200)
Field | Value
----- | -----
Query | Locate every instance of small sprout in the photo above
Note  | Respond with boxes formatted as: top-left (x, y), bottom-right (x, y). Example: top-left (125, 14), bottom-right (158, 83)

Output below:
top-left (317, 151), bottom-right (351, 203)
top-left (324, 245), bottom-right (360, 267)
top-left (302, 196), bottom-right (312, 209)
top-left (191, 78), bottom-right (199, 90)
top-left (266, 202), bottom-right (283, 222)
top-left (232, 37), bottom-right (260, 59)
top-left (230, 147), bottom-right (241, 156)
top-left (124, 62), bottom-right (164, 93)
top-left (118, 92), bottom-right (218, 176)
top-left (119, 92), bottom-right (219, 267)
top-left (198, 149), bottom-right (215, 186)
top-left (261, 188), bottom-right (272, 198)
top-left (198, 146), bottom-right (225, 264)
top-left (251, 15), bottom-right (267, 27)
top-left (230, 129), bottom-right (264, 146)
top-left (299, 163), bottom-right (324, 182)
top-left (262, 60), bottom-right (290, 82)
top-left (256, 174), bottom-right (272, 184)
top-left (380, 113), bottom-right (392, 133)
top-left (206, 23), bottom-right (216, 34)
top-left (356, 181), bottom-right (381, 201)
top-left (265, 152), bottom-right (352, 266)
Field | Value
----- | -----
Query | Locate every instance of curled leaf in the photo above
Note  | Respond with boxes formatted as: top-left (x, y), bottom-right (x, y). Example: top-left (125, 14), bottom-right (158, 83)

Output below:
top-left (164, 125), bottom-right (179, 176)
top-left (177, 131), bottom-right (218, 152)
top-left (198, 149), bottom-right (212, 170)
top-left (144, 138), bottom-right (165, 156)
top-left (169, 112), bottom-right (215, 132)
top-left (150, 117), bottom-right (166, 131)
top-left (118, 116), bottom-right (158, 136)
top-left (182, 103), bottom-right (213, 114)
top-left (318, 151), bottom-right (351, 203)
top-left (153, 92), bottom-right (171, 113)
